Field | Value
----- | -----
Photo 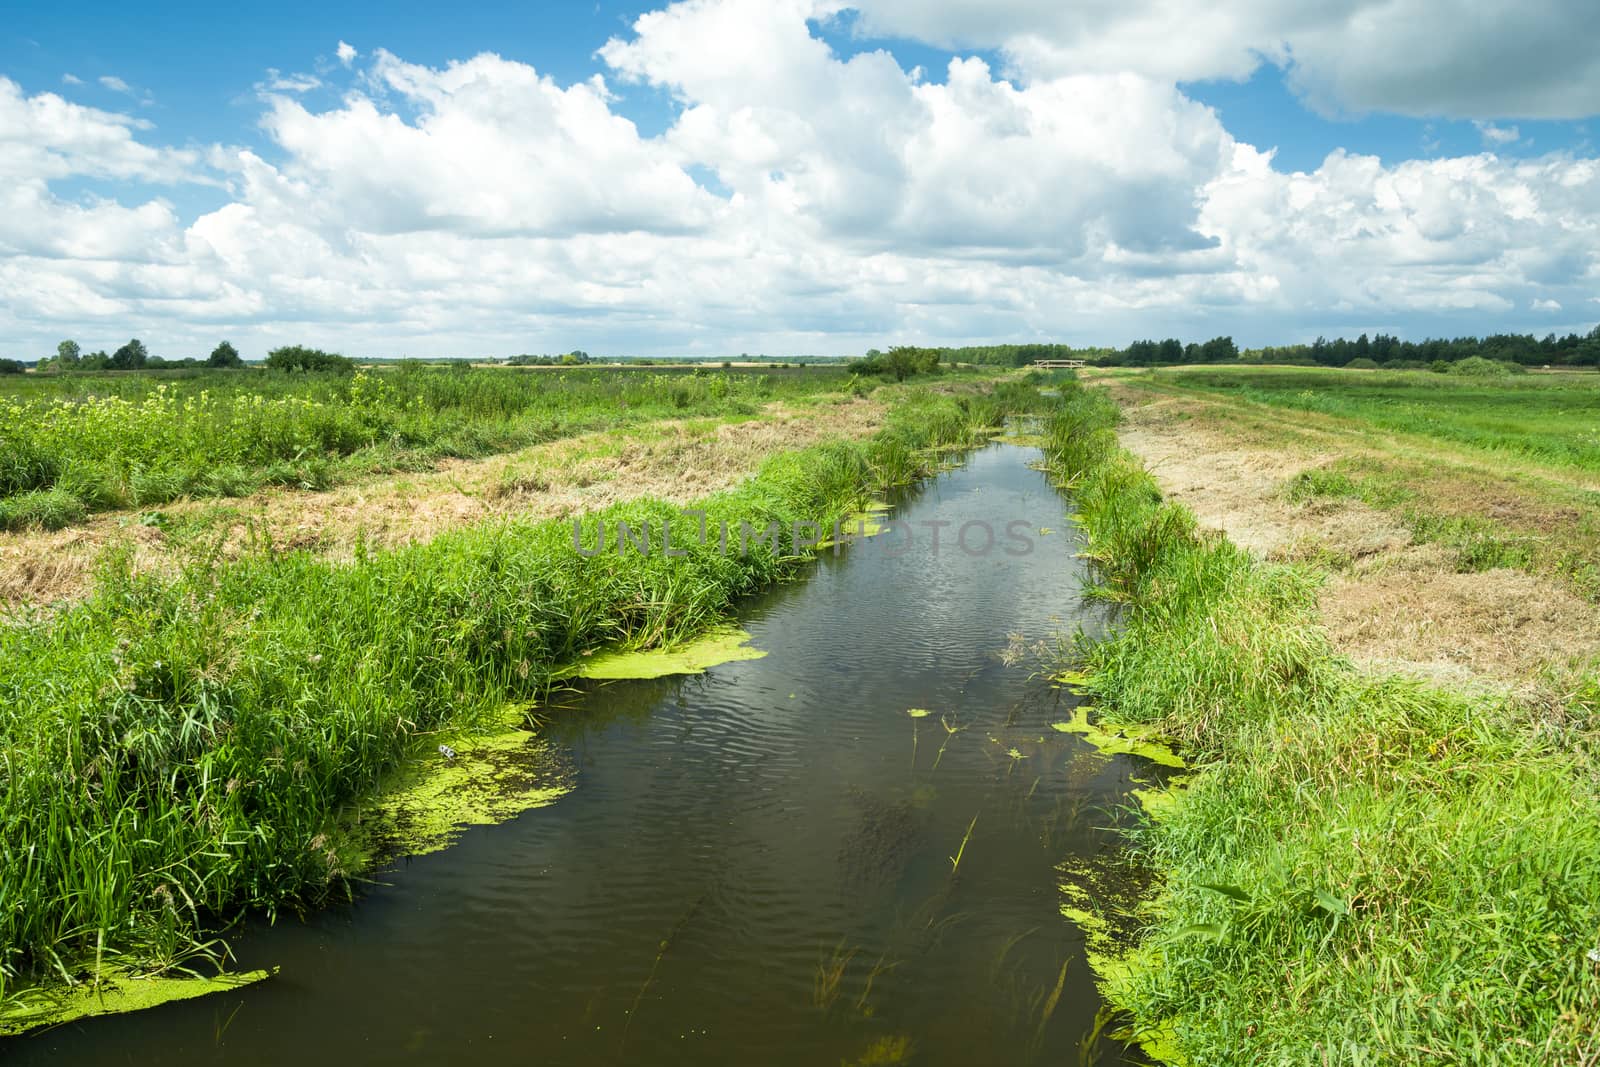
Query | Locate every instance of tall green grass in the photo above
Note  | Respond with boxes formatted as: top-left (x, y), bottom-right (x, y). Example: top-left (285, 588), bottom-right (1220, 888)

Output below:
top-left (1046, 383), bottom-right (1600, 1062)
top-left (0, 384), bottom-right (1038, 1007)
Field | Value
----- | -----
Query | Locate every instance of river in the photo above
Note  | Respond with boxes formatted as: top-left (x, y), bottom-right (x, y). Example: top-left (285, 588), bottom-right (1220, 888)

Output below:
top-left (14, 442), bottom-right (1157, 1066)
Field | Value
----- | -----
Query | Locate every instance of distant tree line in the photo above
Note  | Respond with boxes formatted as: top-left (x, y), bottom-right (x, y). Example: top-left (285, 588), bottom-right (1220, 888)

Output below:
top-left (33, 338), bottom-right (247, 372)
top-left (1242, 329), bottom-right (1600, 369)
top-left (852, 329), bottom-right (1600, 371)
top-left (24, 339), bottom-right (361, 374)
top-left (902, 343), bottom-right (1117, 368)
top-left (1107, 337), bottom-right (1242, 366)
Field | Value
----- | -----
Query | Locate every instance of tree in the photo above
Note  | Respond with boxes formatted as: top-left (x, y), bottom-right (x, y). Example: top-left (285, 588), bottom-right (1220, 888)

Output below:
top-left (0, 358), bottom-right (25, 375)
top-left (110, 338), bottom-right (148, 370)
top-left (207, 340), bottom-right (244, 368)
top-left (264, 345), bottom-right (353, 373)
top-left (56, 340), bottom-right (81, 368)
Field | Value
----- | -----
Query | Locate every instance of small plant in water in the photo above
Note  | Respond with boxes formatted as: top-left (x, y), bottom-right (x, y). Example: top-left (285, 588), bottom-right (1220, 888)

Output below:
top-left (931, 714), bottom-right (967, 771)
top-left (948, 814), bottom-right (979, 877)
top-left (855, 952), bottom-right (899, 1016)
top-left (906, 708), bottom-right (930, 768)
top-left (842, 1033), bottom-right (914, 1066)
top-left (814, 938), bottom-right (859, 1011)
top-left (1073, 1005), bottom-right (1118, 1066)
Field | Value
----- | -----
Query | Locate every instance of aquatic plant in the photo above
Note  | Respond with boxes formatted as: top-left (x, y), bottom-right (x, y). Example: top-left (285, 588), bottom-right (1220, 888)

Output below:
top-left (854, 953), bottom-right (898, 1015)
top-left (1030, 956), bottom-right (1072, 1051)
top-left (621, 892), bottom-right (706, 1054)
top-left (930, 714), bottom-right (966, 771)
top-left (813, 939), bottom-right (859, 1011)
top-left (906, 708), bottom-right (930, 769)
top-left (947, 814), bottom-right (979, 877)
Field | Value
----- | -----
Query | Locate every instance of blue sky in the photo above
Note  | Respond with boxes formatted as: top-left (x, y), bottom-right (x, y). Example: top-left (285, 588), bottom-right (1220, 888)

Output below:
top-left (2, 0), bottom-right (1597, 357)
top-left (7, 1), bottom-right (1588, 170)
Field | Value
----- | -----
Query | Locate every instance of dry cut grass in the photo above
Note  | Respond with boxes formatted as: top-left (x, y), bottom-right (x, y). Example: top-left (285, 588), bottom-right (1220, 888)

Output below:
top-left (1089, 372), bottom-right (1600, 695)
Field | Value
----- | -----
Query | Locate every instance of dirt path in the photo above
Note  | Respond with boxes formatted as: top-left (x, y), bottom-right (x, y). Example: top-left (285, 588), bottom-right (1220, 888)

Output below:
top-left (1094, 377), bottom-right (1600, 693)
top-left (2, 396), bottom-right (886, 612)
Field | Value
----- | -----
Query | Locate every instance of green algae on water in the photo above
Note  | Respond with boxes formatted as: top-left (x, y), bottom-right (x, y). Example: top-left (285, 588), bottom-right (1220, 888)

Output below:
top-left (1057, 855), bottom-right (1184, 1066)
top-left (989, 432), bottom-right (1047, 447)
top-left (1129, 780), bottom-right (1187, 821)
top-left (819, 501), bottom-right (892, 547)
top-left (345, 705), bottom-right (576, 864)
top-left (576, 625), bottom-right (767, 681)
top-left (0, 965), bottom-right (273, 1038)
top-left (1049, 705), bottom-right (1185, 769)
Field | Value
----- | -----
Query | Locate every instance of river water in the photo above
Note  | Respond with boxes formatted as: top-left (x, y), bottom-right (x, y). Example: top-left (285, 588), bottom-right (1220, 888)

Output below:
top-left (15, 443), bottom-right (1156, 1066)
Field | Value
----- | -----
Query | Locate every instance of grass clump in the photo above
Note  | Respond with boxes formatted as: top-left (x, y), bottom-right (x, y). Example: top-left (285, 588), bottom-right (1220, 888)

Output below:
top-left (1045, 381), bottom-right (1600, 1063)
top-left (1285, 458), bottom-right (1558, 580)
top-left (0, 488), bottom-right (87, 531)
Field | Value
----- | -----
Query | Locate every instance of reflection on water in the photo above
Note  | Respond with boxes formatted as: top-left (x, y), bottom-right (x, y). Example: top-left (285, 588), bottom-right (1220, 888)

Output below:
top-left (14, 444), bottom-right (1155, 1066)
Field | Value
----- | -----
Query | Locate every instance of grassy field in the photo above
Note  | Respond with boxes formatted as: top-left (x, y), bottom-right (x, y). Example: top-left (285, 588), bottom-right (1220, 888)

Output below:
top-left (1053, 369), bottom-right (1600, 1062)
top-left (0, 375), bottom-right (1045, 1022)
top-left (1151, 365), bottom-right (1600, 473)
top-left (0, 365), bottom-right (864, 531)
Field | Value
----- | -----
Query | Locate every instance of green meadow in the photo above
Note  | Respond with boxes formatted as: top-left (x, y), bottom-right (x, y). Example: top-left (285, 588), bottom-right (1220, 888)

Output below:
top-left (0, 365), bottom-right (858, 531)
top-left (1151, 364), bottom-right (1600, 474)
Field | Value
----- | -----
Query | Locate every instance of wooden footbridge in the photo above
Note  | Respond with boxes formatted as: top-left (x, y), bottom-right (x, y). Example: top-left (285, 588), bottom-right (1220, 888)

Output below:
top-left (1031, 359), bottom-right (1086, 369)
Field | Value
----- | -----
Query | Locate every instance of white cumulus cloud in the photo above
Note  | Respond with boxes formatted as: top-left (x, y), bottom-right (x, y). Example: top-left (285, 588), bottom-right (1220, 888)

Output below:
top-left (1474, 121), bottom-right (1521, 146)
top-left (1, 1), bottom-right (1598, 358)
top-left (849, 0), bottom-right (1600, 120)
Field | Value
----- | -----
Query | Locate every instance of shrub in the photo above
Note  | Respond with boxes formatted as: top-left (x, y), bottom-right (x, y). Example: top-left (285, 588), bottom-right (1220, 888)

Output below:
top-left (1448, 355), bottom-right (1515, 377)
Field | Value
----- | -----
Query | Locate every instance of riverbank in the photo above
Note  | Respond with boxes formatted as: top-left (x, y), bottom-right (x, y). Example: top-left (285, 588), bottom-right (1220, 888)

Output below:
top-left (1048, 379), bottom-right (1600, 1062)
top-left (0, 380), bottom-right (1044, 1032)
